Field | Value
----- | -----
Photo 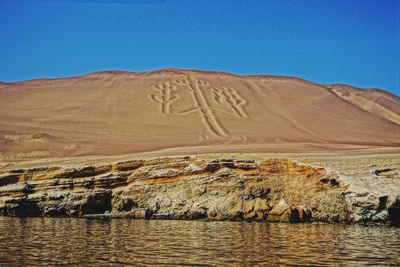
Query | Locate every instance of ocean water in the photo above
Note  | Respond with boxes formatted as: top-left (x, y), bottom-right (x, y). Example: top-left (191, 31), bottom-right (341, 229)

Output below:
top-left (0, 217), bottom-right (399, 266)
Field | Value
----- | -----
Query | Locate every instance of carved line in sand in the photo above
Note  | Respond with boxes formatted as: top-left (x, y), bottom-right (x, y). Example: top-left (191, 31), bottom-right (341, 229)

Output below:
top-left (149, 76), bottom-right (248, 138)
top-left (175, 76), bottom-right (228, 137)
top-left (149, 82), bottom-right (178, 114)
top-left (212, 86), bottom-right (248, 118)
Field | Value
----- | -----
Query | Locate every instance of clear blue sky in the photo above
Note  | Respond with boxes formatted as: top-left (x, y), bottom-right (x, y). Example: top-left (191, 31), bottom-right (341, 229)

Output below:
top-left (0, 0), bottom-right (399, 95)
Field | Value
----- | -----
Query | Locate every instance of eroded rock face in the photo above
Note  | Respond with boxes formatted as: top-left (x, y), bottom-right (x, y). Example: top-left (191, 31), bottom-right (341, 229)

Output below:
top-left (0, 155), bottom-right (391, 223)
top-left (267, 199), bottom-right (297, 223)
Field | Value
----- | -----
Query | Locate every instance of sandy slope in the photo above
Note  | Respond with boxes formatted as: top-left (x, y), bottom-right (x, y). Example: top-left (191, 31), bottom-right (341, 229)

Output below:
top-left (0, 69), bottom-right (399, 159)
top-left (328, 84), bottom-right (400, 125)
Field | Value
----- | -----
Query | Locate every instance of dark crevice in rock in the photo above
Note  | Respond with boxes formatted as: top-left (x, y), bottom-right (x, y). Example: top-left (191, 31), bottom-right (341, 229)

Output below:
top-left (374, 168), bottom-right (394, 176)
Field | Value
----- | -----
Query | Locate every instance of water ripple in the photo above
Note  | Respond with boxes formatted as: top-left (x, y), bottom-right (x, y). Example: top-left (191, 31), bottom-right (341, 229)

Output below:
top-left (0, 218), bottom-right (399, 266)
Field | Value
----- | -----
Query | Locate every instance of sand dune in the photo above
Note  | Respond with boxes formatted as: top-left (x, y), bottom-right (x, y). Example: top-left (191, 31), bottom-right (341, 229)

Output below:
top-left (0, 68), bottom-right (399, 159)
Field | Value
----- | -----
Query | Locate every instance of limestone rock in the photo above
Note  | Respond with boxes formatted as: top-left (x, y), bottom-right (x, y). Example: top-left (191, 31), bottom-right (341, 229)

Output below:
top-left (371, 210), bottom-right (389, 222)
top-left (267, 199), bottom-right (299, 223)
top-left (1, 154), bottom-right (394, 223)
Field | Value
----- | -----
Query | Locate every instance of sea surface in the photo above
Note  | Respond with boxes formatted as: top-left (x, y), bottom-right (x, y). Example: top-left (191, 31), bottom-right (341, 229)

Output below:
top-left (0, 217), bottom-right (399, 266)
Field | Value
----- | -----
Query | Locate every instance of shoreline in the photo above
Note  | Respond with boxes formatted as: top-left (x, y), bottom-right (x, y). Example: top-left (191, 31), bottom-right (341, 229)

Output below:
top-left (1, 215), bottom-right (399, 228)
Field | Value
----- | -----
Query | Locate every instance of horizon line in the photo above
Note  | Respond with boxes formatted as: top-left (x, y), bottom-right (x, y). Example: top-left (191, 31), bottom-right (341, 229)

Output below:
top-left (1, 67), bottom-right (398, 97)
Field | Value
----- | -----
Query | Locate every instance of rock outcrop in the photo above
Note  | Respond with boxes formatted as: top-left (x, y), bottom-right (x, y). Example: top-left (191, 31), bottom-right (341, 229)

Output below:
top-left (0, 154), bottom-right (398, 223)
top-left (267, 199), bottom-right (298, 223)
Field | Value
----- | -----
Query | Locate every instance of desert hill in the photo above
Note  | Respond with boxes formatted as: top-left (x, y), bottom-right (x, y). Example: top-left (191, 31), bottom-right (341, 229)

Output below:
top-left (0, 68), bottom-right (399, 158)
top-left (328, 84), bottom-right (400, 125)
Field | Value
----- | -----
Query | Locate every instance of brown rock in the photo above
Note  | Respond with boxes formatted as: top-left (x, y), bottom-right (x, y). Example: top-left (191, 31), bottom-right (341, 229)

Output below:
top-left (254, 198), bottom-right (269, 212)
top-left (296, 205), bottom-right (312, 222)
top-left (267, 199), bottom-right (299, 223)
top-left (122, 209), bottom-right (147, 219)
top-left (243, 211), bottom-right (257, 220)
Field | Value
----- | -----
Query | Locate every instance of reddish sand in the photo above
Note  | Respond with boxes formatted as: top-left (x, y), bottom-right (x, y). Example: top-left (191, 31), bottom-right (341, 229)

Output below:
top-left (0, 68), bottom-right (399, 159)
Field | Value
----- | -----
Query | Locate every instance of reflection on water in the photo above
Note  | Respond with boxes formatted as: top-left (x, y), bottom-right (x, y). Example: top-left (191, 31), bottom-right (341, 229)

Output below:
top-left (0, 217), bottom-right (399, 266)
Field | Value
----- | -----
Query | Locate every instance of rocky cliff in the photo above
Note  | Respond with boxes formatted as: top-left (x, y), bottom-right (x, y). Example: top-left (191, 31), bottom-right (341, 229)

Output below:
top-left (1, 153), bottom-right (399, 223)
